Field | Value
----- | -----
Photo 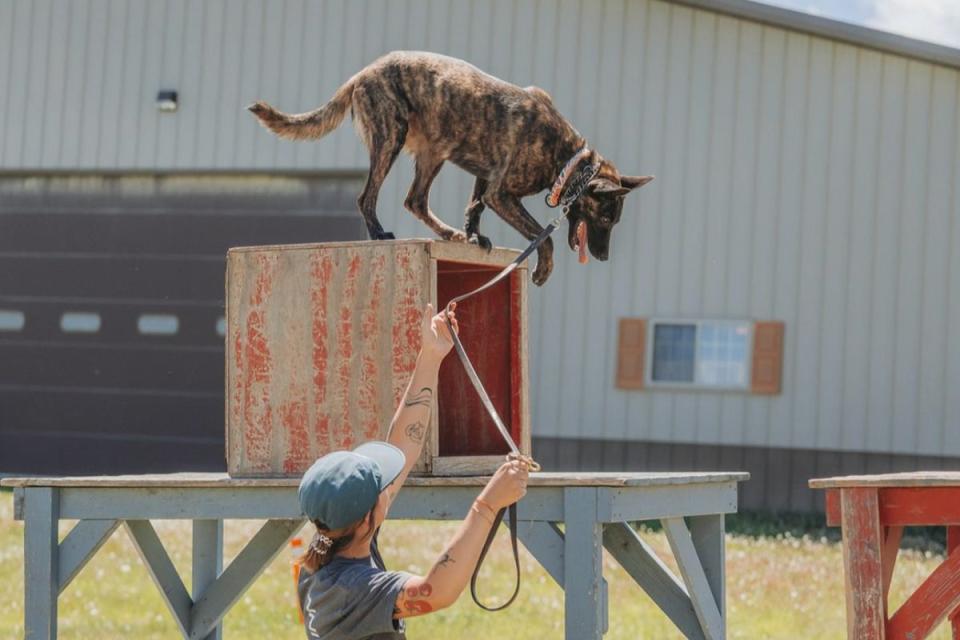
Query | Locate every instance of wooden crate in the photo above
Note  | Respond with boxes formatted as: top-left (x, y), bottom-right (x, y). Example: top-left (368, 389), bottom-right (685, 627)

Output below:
top-left (225, 239), bottom-right (531, 477)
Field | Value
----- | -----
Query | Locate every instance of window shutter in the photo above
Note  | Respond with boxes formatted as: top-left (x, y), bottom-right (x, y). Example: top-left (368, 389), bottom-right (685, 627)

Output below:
top-left (751, 321), bottom-right (784, 394)
top-left (616, 318), bottom-right (647, 390)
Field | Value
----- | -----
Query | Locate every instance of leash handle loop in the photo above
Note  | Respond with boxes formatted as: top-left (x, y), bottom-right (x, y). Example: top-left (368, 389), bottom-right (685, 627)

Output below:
top-left (470, 503), bottom-right (520, 611)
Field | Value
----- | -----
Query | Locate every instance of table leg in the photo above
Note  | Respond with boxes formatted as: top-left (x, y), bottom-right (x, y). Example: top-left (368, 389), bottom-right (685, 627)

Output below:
top-left (840, 487), bottom-right (885, 640)
top-left (24, 487), bottom-right (58, 640)
top-left (563, 488), bottom-right (604, 640)
top-left (949, 526), bottom-right (960, 640)
top-left (193, 520), bottom-right (224, 640)
top-left (688, 514), bottom-right (726, 630)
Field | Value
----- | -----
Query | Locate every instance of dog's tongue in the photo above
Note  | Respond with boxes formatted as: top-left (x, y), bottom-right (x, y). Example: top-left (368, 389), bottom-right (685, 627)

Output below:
top-left (576, 221), bottom-right (588, 265)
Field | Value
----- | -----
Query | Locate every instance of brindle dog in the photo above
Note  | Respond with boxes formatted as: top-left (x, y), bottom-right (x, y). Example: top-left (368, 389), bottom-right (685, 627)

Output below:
top-left (249, 51), bottom-right (652, 285)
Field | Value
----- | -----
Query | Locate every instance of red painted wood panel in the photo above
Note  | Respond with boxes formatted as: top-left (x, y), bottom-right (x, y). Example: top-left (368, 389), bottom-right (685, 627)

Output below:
top-left (226, 240), bottom-right (528, 476)
top-left (826, 487), bottom-right (960, 527)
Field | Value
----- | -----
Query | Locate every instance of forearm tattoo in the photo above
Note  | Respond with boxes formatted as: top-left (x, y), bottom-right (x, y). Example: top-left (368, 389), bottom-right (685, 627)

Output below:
top-left (437, 552), bottom-right (455, 568)
top-left (404, 421), bottom-right (426, 444)
top-left (404, 386), bottom-right (433, 409)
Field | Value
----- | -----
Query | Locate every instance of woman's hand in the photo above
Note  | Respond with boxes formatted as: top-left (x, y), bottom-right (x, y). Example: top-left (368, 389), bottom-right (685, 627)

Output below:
top-left (420, 302), bottom-right (458, 361)
top-left (478, 457), bottom-right (530, 510)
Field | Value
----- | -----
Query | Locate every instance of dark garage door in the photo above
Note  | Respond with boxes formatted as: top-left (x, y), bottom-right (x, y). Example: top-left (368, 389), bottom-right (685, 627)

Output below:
top-left (0, 175), bottom-right (365, 475)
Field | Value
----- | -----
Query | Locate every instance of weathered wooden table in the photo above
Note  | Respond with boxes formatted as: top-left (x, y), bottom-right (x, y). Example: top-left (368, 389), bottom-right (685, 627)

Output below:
top-left (5, 471), bottom-right (747, 640)
top-left (810, 472), bottom-right (960, 639)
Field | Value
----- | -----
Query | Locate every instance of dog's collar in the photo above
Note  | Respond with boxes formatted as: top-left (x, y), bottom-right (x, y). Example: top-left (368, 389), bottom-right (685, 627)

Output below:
top-left (545, 147), bottom-right (601, 209)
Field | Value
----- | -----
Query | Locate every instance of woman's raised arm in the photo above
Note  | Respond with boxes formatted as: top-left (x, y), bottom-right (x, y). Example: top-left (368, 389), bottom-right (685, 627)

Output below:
top-left (382, 303), bottom-right (457, 508)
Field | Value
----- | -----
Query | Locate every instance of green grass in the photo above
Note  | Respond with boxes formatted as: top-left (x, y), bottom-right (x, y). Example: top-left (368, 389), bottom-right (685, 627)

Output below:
top-left (0, 493), bottom-right (952, 639)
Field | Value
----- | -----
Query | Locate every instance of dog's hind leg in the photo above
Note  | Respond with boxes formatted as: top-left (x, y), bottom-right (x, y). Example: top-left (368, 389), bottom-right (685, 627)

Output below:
top-left (404, 155), bottom-right (467, 242)
top-left (357, 137), bottom-right (406, 240)
top-left (464, 178), bottom-right (492, 251)
top-left (354, 87), bottom-right (408, 240)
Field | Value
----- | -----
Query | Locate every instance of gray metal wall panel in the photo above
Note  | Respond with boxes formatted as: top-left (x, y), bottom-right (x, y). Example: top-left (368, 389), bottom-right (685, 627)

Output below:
top-left (2, 0), bottom-right (959, 458)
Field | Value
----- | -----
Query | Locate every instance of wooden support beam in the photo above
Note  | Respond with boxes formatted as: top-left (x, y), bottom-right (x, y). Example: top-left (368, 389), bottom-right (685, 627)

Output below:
top-left (663, 517), bottom-right (724, 640)
top-left (24, 488), bottom-right (58, 640)
top-left (840, 488), bottom-right (885, 640)
top-left (949, 526), bottom-right (960, 640)
top-left (517, 520), bottom-right (565, 586)
top-left (563, 488), bottom-right (604, 640)
top-left (880, 526), bottom-right (903, 615)
top-left (189, 519), bottom-right (303, 640)
top-left (193, 520), bottom-right (224, 640)
top-left (58, 519), bottom-right (119, 594)
top-left (125, 520), bottom-right (192, 637)
top-left (887, 544), bottom-right (960, 639)
top-left (603, 522), bottom-right (704, 640)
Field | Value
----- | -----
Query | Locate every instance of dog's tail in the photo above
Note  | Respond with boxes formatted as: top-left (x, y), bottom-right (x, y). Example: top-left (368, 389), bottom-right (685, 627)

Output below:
top-left (247, 79), bottom-right (354, 141)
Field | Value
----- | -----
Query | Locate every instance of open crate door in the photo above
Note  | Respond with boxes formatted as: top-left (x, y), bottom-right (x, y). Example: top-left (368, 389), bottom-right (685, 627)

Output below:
top-left (434, 258), bottom-right (529, 475)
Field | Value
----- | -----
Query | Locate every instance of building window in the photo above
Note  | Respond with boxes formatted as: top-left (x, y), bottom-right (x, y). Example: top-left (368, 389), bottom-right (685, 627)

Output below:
top-left (647, 319), bottom-right (752, 390)
top-left (61, 311), bottom-right (101, 334)
top-left (0, 309), bottom-right (25, 332)
top-left (137, 313), bottom-right (179, 336)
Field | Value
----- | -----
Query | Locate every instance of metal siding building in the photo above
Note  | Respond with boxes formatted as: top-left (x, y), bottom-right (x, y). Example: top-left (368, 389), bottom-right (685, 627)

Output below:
top-left (1, 0), bottom-right (958, 510)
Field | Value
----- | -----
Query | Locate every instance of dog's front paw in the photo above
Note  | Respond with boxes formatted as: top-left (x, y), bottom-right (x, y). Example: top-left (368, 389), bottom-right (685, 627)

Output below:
top-left (467, 233), bottom-right (493, 252)
top-left (442, 229), bottom-right (468, 243)
top-left (532, 256), bottom-right (553, 286)
top-left (372, 231), bottom-right (396, 240)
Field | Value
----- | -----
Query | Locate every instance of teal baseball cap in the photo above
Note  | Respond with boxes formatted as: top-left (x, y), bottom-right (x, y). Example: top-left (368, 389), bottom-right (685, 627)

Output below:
top-left (298, 441), bottom-right (406, 530)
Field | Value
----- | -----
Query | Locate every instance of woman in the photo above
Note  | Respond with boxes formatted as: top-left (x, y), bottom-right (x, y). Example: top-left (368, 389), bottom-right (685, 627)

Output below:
top-left (296, 302), bottom-right (530, 639)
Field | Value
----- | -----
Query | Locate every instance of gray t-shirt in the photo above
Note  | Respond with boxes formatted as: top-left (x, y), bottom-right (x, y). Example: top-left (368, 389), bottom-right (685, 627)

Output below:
top-left (298, 534), bottom-right (413, 640)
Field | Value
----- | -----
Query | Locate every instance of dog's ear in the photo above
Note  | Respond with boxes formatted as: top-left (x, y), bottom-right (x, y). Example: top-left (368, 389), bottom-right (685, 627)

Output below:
top-left (589, 178), bottom-right (631, 198)
top-left (619, 175), bottom-right (655, 190)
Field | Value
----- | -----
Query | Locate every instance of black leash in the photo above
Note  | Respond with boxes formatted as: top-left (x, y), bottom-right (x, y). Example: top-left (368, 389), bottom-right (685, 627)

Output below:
top-left (470, 503), bottom-right (520, 611)
top-left (444, 149), bottom-right (600, 611)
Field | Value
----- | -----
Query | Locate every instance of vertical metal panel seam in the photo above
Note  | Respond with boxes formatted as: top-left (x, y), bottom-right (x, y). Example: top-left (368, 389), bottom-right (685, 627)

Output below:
top-left (786, 35), bottom-right (812, 449)
top-left (671, 5), bottom-right (696, 441)
top-left (887, 57), bottom-right (909, 453)
top-left (646, 2), bottom-right (671, 442)
top-left (620, 0), bottom-right (651, 444)
top-left (0, 1), bottom-right (16, 161)
top-left (861, 55), bottom-right (884, 452)
top-left (764, 27), bottom-right (787, 448)
top-left (940, 80), bottom-right (960, 454)
top-left (131, 0), bottom-right (151, 166)
top-left (916, 68), bottom-right (936, 451)
top-left (574, 0), bottom-right (606, 442)
top-left (598, 0), bottom-right (630, 439)
top-left (811, 43), bottom-right (837, 450)
top-left (694, 11), bottom-right (721, 446)
top-left (113, 0), bottom-right (134, 168)
top-left (836, 48), bottom-right (863, 447)
top-left (554, 0), bottom-right (584, 440)
top-left (150, 0), bottom-right (170, 170)
top-left (208, 0), bottom-right (229, 168)
top-left (51, 0), bottom-right (73, 166)
top-left (98, 0), bottom-right (120, 166)
top-left (331, 0), bottom-right (348, 164)
top-left (533, 0), bottom-right (561, 430)
top-left (14, 0), bottom-right (35, 165)
top-left (35, 1), bottom-right (56, 167)
top-left (718, 18), bottom-right (743, 443)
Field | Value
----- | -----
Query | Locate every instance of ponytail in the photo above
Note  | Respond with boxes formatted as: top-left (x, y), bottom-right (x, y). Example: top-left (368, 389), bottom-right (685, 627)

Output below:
top-left (298, 510), bottom-right (377, 573)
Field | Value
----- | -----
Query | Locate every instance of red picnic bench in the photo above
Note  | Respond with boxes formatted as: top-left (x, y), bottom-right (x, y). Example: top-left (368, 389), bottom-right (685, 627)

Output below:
top-left (810, 472), bottom-right (960, 640)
